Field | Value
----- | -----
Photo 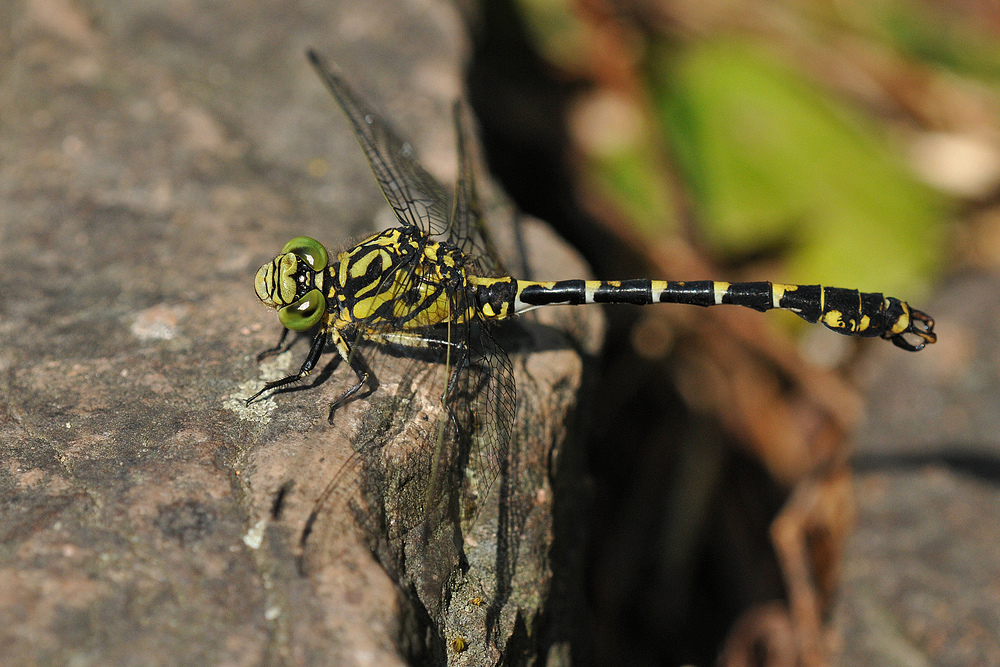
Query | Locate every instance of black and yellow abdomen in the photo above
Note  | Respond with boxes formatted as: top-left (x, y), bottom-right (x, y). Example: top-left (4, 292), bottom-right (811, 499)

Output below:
top-left (468, 277), bottom-right (935, 351)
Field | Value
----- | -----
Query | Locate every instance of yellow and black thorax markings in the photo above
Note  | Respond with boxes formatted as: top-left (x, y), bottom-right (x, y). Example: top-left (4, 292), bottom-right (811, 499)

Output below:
top-left (330, 228), bottom-right (477, 330)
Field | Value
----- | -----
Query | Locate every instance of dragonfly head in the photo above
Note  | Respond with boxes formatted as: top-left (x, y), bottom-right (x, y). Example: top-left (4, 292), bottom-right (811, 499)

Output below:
top-left (254, 236), bottom-right (330, 332)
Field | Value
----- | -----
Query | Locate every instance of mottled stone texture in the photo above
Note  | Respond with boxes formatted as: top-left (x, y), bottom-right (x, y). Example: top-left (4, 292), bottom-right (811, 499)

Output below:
top-left (836, 275), bottom-right (1000, 666)
top-left (0, 1), bottom-right (597, 665)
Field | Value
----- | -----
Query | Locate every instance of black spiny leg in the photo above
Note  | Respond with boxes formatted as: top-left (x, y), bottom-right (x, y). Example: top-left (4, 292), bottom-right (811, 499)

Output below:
top-left (443, 343), bottom-right (471, 440)
top-left (327, 355), bottom-right (375, 423)
top-left (255, 327), bottom-right (293, 362)
top-left (245, 329), bottom-right (328, 405)
top-left (327, 330), bottom-right (378, 423)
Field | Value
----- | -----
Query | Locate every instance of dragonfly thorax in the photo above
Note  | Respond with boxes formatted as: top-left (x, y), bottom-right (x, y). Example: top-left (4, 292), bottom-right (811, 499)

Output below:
top-left (332, 227), bottom-right (477, 331)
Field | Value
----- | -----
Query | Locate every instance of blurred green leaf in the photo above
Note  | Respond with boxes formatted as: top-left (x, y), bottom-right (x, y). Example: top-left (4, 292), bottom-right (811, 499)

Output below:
top-left (873, 0), bottom-right (1000, 79)
top-left (584, 132), bottom-right (678, 238)
top-left (513, 0), bottom-right (590, 72)
top-left (647, 40), bottom-right (944, 296)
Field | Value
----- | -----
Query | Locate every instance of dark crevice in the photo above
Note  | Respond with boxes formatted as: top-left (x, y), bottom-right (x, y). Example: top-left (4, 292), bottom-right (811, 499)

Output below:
top-left (270, 481), bottom-right (293, 520)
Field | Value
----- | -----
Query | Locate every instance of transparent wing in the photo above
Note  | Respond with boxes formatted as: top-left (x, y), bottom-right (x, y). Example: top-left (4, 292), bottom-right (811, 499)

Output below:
top-left (448, 102), bottom-right (507, 277)
top-left (457, 319), bottom-right (515, 513)
top-left (299, 333), bottom-right (464, 604)
top-left (308, 50), bottom-right (450, 236)
top-left (355, 281), bottom-right (515, 519)
top-left (299, 51), bottom-right (516, 562)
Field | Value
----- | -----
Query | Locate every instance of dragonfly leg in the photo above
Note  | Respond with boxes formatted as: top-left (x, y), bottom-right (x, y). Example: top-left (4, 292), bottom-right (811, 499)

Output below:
top-left (445, 344), bottom-right (471, 400)
top-left (255, 327), bottom-right (293, 362)
top-left (245, 328), bottom-right (328, 405)
top-left (328, 329), bottom-right (376, 422)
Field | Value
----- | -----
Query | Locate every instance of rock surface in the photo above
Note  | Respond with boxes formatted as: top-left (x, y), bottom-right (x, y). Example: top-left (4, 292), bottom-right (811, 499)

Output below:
top-left (0, 1), bottom-right (598, 664)
top-left (837, 274), bottom-right (1000, 666)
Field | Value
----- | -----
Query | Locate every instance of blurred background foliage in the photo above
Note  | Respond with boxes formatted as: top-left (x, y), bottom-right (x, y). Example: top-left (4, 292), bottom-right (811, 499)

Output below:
top-left (466, 1), bottom-right (1000, 663)
top-left (647, 40), bottom-right (943, 296)
top-left (502, 0), bottom-right (1000, 318)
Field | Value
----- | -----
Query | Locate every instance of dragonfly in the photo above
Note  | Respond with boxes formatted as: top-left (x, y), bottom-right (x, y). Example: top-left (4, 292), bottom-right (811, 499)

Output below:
top-left (247, 50), bottom-right (937, 530)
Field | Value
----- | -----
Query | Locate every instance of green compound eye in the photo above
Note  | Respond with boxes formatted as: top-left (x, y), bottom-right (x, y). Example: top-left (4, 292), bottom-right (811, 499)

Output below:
top-left (277, 289), bottom-right (326, 331)
top-left (280, 236), bottom-right (329, 271)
